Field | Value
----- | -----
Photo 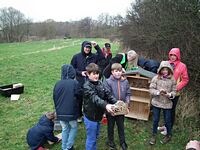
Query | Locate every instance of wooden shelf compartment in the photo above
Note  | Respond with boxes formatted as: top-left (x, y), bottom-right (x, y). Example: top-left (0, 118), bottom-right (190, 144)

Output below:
top-left (130, 87), bottom-right (151, 99)
top-left (130, 96), bottom-right (150, 104)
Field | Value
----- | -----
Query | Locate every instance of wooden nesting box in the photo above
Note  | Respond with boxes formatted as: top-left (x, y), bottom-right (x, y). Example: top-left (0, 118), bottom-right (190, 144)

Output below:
top-left (125, 67), bottom-right (156, 121)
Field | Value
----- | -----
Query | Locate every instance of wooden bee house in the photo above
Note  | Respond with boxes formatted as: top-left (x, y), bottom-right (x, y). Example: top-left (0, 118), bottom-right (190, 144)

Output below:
top-left (125, 67), bottom-right (156, 121)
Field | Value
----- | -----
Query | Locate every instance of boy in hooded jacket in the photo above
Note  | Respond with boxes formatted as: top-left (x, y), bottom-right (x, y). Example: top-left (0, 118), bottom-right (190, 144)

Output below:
top-left (71, 41), bottom-right (104, 121)
top-left (149, 61), bottom-right (176, 145)
top-left (53, 64), bottom-right (80, 150)
top-left (104, 63), bottom-right (131, 150)
top-left (26, 112), bottom-right (60, 150)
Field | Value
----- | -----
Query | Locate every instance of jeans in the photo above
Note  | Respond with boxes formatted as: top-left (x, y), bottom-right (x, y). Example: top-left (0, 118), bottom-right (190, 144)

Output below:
top-left (60, 120), bottom-right (78, 150)
top-left (106, 114), bottom-right (125, 145)
top-left (152, 106), bottom-right (172, 136)
top-left (84, 115), bottom-right (101, 150)
top-left (171, 96), bottom-right (179, 128)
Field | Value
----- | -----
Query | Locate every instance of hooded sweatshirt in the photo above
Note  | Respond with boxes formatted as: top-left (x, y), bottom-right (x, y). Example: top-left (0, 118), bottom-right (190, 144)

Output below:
top-left (150, 61), bottom-right (176, 109)
top-left (26, 115), bottom-right (58, 150)
top-left (53, 64), bottom-right (80, 121)
top-left (168, 48), bottom-right (189, 93)
top-left (71, 41), bottom-right (104, 86)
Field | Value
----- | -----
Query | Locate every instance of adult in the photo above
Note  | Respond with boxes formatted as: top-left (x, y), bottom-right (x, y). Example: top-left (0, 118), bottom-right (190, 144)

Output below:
top-left (103, 50), bottom-right (138, 78)
top-left (71, 41), bottom-right (104, 122)
top-left (97, 43), bottom-right (112, 79)
top-left (138, 57), bottom-right (160, 74)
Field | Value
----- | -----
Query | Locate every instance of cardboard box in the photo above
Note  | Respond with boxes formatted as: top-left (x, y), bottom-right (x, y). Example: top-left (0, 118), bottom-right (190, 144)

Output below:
top-left (0, 83), bottom-right (24, 97)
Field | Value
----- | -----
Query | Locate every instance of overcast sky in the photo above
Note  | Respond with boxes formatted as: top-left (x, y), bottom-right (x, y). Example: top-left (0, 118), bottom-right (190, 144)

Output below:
top-left (0, 0), bottom-right (134, 22)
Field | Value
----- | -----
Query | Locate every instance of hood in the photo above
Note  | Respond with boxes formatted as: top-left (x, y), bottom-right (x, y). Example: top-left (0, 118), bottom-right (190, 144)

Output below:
top-left (38, 115), bottom-right (54, 127)
top-left (168, 48), bottom-right (181, 61)
top-left (157, 61), bottom-right (173, 74)
top-left (81, 41), bottom-right (92, 56)
top-left (61, 64), bottom-right (76, 80)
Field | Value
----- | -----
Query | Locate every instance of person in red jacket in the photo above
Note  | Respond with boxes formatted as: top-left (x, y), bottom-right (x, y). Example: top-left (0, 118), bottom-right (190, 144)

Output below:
top-left (158, 48), bottom-right (189, 135)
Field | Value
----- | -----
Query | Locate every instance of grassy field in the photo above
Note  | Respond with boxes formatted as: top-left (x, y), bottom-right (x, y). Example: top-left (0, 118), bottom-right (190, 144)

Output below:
top-left (0, 38), bottom-right (198, 150)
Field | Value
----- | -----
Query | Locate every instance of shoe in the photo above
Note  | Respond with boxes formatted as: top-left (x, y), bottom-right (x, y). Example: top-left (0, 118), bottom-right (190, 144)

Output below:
top-left (106, 141), bottom-right (116, 150)
top-left (161, 130), bottom-right (167, 135)
top-left (121, 142), bottom-right (128, 150)
top-left (157, 126), bottom-right (166, 131)
top-left (160, 135), bottom-right (171, 144)
top-left (149, 135), bottom-right (156, 145)
top-left (69, 146), bottom-right (74, 150)
top-left (77, 117), bottom-right (82, 123)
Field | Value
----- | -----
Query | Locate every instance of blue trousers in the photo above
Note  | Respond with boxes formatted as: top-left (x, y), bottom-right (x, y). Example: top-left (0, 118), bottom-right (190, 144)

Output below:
top-left (152, 106), bottom-right (172, 136)
top-left (84, 115), bottom-right (101, 150)
top-left (60, 120), bottom-right (78, 150)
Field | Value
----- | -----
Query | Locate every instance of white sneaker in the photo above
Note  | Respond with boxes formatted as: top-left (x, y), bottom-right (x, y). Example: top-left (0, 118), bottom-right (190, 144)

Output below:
top-left (77, 117), bottom-right (82, 123)
top-left (161, 130), bottom-right (167, 135)
top-left (157, 126), bottom-right (166, 131)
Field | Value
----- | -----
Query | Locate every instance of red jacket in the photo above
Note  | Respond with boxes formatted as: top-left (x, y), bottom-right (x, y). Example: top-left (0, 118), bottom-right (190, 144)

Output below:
top-left (168, 48), bottom-right (189, 92)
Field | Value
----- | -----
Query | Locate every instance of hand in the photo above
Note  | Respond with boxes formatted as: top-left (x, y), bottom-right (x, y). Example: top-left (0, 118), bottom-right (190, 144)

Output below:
top-left (160, 89), bottom-right (167, 95)
top-left (106, 104), bottom-right (115, 115)
top-left (81, 71), bottom-right (87, 77)
top-left (57, 138), bottom-right (62, 143)
top-left (91, 41), bottom-right (97, 47)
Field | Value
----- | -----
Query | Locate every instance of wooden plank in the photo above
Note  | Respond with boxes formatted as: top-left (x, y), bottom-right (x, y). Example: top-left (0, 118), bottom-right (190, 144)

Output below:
top-left (130, 96), bottom-right (150, 104)
top-left (126, 75), bottom-right (149, 80)
top-left (130, 87), bottom-right (149, 92)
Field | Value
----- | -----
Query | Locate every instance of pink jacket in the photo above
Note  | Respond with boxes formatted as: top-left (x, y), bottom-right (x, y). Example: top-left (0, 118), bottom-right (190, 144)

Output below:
top-left (168, 48), bottom-right (189, 92)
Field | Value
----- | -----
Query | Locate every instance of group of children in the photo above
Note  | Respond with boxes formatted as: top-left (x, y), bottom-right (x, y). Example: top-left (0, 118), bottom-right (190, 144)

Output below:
top-left (26, 45), bottom-right (189, 150)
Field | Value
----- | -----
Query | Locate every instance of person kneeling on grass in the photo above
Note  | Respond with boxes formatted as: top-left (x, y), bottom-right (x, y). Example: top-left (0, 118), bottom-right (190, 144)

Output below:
top-left (26, 112), bottom-right (61, 150)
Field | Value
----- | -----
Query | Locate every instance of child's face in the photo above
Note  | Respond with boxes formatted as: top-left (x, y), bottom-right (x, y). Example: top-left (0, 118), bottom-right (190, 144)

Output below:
top-left (112, 69), bottom-right (122, 79)
top-left (161, 67), bottom-right (169, 76)
top-left (87, 72), bottom-right (99, 81)
top-left (169, 54), bottom-right (177, 62)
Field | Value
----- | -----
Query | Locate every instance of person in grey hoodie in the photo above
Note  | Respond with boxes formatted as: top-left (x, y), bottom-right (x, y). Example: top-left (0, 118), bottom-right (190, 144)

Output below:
top-left (53, 64), bottom-right (80, 150)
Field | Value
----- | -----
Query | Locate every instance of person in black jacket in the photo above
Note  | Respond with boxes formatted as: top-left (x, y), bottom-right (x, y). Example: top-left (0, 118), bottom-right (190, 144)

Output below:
top-left (53, 64), bottom-right (80, 150)
top-left (71, 41), bottom-right (104, 122)
top-left (83, 63), bottom-right (117, 150)
top-left (26, 112), bottom-right (60, 150)
top-left (103, 50), bottom-right (138, 78)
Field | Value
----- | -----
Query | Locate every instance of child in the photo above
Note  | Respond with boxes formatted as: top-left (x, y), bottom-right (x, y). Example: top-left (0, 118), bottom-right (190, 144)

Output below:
top-left (53, 64), bottom-right (80, 150)
top-left (149, 61), bottom-right (176, 145)
top-left (26, 112), bottom-right (61, 150)
top-left (83, 63), bottom-right (117, 150)
top-left (104, 63), bottom-right (131, 150)
top-left (158, 48), bottom-right (189, 135)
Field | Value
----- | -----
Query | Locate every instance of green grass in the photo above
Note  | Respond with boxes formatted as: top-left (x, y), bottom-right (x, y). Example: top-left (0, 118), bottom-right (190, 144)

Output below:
top-left (0, 39), bottom-right (199, 150)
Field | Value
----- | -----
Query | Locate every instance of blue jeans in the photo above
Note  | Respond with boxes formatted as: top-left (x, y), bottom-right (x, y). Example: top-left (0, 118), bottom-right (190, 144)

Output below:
top-left (152, 106), bottom-right (172, 136)
top-left (84, 115), bottom-right (101, 150)
top-left (60, 120), bottom-right (78, 150)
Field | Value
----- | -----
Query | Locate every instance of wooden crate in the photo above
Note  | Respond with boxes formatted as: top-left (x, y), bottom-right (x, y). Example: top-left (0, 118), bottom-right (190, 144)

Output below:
top-left (126, 75), bottom-right (151, 121)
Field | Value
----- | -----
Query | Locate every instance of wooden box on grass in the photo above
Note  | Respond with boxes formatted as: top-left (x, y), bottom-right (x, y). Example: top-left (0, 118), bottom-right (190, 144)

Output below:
top-left (0, 83), bottom-right (24, 97)
top-left (125, 68), bottom-right (156, 121)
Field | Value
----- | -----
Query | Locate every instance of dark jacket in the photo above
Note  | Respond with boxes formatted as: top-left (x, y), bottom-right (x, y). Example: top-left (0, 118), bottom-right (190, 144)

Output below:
top-left (26, 115), bottom-right (58, 150)
top-left (138, 57), bottom-right (160, 73)
top-left (83, 80), bottom-right (117, 122)
top-left (53, 64), bottom-right (80, 121)
top-left (71, 41), bottom-right (104, 86)
top-left (103, 53), bottom-right (128, 78)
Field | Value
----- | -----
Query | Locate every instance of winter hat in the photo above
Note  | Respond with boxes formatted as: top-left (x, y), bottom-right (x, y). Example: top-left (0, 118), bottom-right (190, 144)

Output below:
top-left (105, 43), bottom-right (111, 48)
top-left (83, 41), bottom-right (92, 48)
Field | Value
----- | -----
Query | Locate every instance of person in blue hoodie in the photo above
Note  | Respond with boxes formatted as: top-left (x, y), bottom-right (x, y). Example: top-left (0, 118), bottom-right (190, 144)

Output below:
top-left (53, 64), bottom-right (80, 150)
top-left (26, 112), bottom-right (60, 150)
top-left (71, 41), bottom-right (104, 122)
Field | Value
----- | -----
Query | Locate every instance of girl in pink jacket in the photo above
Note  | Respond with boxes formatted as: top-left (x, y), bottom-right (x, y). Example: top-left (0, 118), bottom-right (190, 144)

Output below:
top-left (158, 48), bottom-right (189, 135)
